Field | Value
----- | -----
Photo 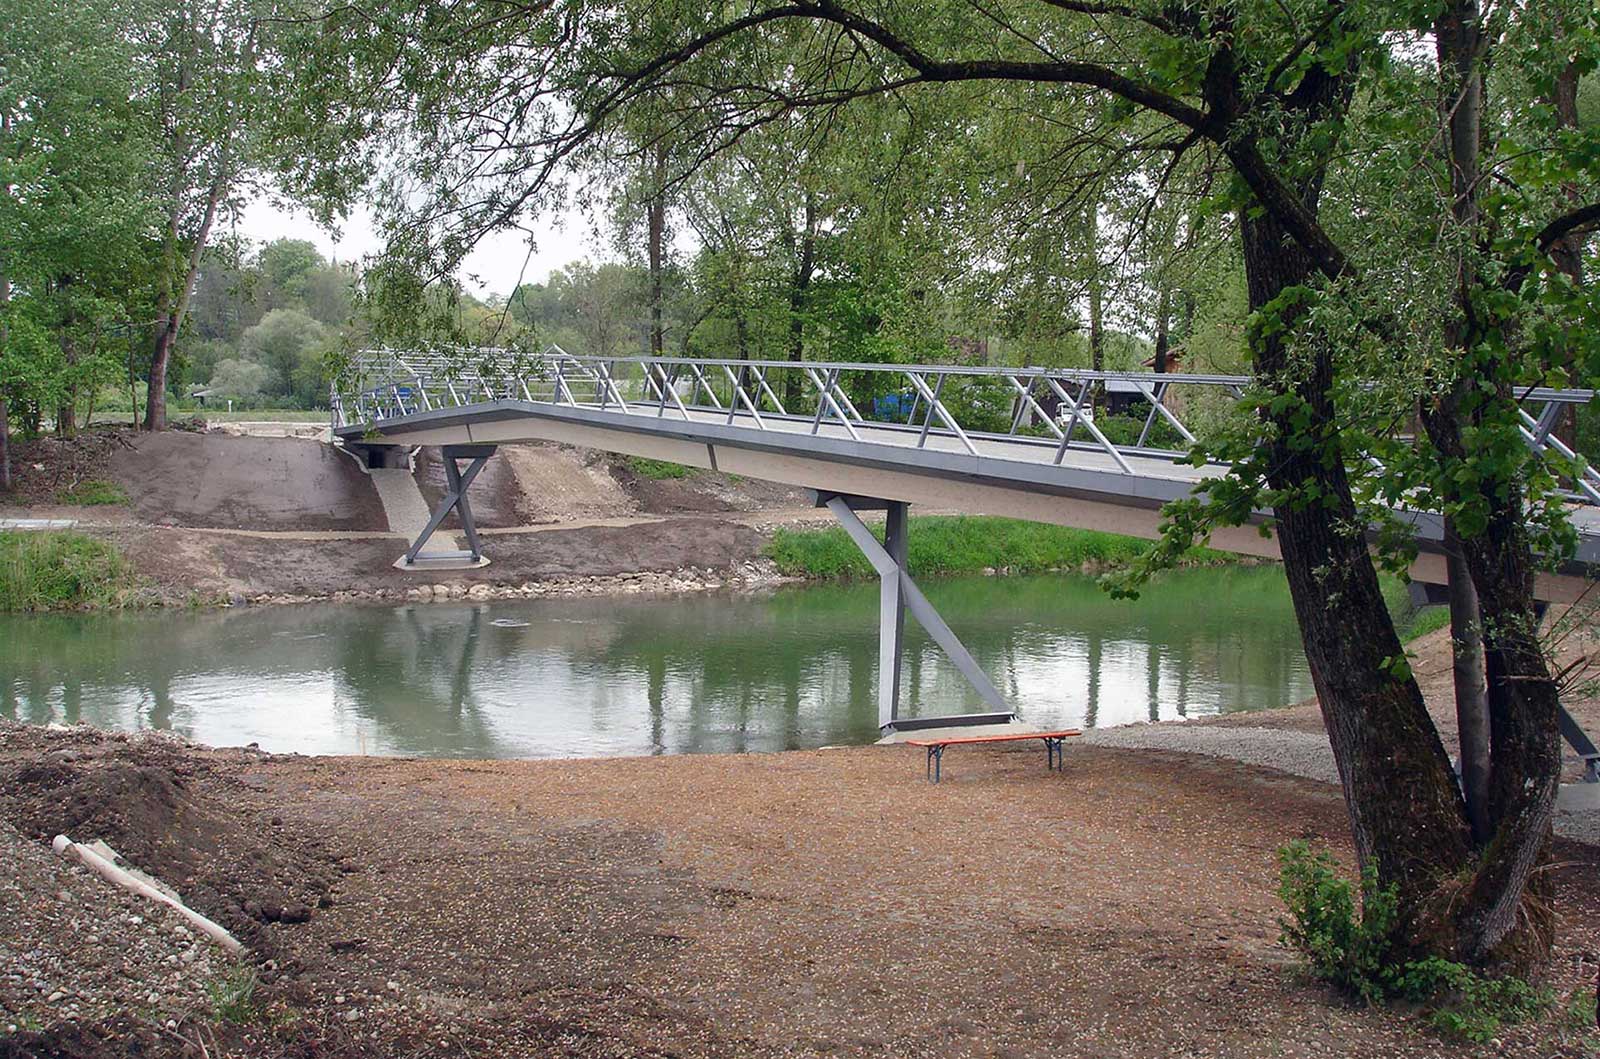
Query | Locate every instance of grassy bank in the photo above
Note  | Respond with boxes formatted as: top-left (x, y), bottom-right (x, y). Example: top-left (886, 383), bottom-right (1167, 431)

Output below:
top-left (0, 531), bottom-right (139, 611)
top-left (1382, 575), bottom-right (1453, 643)
top-left (767, 516), bottom-right (1453, 641)
top-left (765, 515), bottom-right (1230, 579)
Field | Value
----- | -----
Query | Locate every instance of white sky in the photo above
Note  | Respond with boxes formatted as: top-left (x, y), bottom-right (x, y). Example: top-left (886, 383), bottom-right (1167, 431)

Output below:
top-left (235, 195), bottom-right (610, 298)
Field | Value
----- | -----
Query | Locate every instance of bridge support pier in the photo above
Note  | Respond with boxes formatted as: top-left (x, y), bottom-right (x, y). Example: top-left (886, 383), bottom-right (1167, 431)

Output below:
top-left (399, 444), bottom-right (497, 570)
top-left (817, 491), bottom-right (1014, 733)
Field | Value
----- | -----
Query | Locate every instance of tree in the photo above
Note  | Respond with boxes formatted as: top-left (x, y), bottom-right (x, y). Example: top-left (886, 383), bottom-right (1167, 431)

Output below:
top-left (137, 0), bottom-right (280, 431)
top-left (257, 238), bottom-right (325, 303)
top-left (205, 356), bottom-right (269, 399)
top-left (280, 0), bottom-right (1599, 968)
top-left (1, 0), bottom-right (156, 465)
top-left (241, 307), bottom-right (327, 402)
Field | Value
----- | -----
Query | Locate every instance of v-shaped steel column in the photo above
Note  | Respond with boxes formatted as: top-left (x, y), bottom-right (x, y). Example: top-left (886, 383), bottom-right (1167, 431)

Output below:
top-left (819, 492), bottom-right (1011, 731)
top-left (403, 445), bottom-right (496, 567)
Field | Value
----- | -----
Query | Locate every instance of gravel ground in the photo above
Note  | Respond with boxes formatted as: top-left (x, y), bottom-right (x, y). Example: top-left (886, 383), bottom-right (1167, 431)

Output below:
top-left (0, 819), bottom-right (226, 1034)
top-left (6, 722), bottom-right (1600, 1057)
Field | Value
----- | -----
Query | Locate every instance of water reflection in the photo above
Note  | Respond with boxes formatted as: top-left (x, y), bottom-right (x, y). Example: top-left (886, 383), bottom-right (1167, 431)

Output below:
top-left (1, 568), bottom-right (1315, 759)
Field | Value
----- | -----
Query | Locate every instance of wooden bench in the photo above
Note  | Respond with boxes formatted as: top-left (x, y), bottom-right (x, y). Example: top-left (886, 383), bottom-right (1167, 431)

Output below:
top-left (906, 729), bottom-right (1083, 783)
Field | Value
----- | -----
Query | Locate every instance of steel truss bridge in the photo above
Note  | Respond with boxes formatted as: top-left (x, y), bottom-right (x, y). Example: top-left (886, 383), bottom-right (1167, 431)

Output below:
top-left (330, 346), bottom-right (1600, 770)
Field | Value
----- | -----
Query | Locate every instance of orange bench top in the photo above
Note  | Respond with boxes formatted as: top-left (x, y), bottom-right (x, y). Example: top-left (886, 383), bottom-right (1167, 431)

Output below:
top-left (906, 729), bottom-right (1082, 748)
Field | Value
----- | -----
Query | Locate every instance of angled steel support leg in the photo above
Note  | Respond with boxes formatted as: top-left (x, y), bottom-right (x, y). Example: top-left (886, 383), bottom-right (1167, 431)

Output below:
top-left (819, 492), bottom-right (1009, 731)
top-left (1559, 706), bottom-right (1600, 783)
top-left (404, 445), bottom-right (496, 566)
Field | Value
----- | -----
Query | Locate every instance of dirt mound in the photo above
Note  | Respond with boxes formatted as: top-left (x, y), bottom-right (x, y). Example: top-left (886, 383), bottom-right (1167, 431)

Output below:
top-left (608, 459), bottom-right (805, 514)
top-left (499, 444), bottom-right (637, 522)
top-left (0, 737), bottom-right (338, 955)
top-left (0, 1016), bottom-right (171, 1059)
top-left (106, 433), bottom-right (385, 531)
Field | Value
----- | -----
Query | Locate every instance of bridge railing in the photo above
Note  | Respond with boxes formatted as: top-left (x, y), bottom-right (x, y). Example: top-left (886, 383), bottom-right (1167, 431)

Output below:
top-left (332, 347), bottom-right (1600, 499)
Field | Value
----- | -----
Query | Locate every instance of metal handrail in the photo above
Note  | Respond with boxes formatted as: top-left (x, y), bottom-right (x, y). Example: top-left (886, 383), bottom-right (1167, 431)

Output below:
top-left (333, 347), bottom-right (1599, 496)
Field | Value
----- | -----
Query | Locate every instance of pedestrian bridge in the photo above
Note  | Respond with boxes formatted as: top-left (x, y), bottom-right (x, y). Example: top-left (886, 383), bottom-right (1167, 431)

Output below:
top-left (329, 346), bottom-right (1600, 752)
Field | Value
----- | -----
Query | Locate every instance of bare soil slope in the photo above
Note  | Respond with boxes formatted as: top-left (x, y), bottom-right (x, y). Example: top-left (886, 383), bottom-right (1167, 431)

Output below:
top-left (498, 443), bottom-right (637, 522)
top-left (107, 433), bottom-right (387, 532)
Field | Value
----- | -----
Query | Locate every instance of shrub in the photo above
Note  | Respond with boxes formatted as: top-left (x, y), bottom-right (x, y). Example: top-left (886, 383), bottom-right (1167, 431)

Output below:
top-left (1276, 840), bottom-right (1399, 1004)
top-left (0, 531), bottom-right (138, 610)
top-left (1276, 841), bottom-right (1551, 1042)
top-left (1390, 957), bottom-right (1551, 1043)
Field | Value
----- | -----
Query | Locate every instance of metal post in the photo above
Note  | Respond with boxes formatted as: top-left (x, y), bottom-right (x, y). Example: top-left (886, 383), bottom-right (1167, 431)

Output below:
top-left (881, 501), bottom-right (909, 728)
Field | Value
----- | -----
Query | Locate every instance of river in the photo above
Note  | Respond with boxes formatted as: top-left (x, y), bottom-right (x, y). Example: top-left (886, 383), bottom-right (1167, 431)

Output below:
top-left (1, 567), bottom-right (1315, 758)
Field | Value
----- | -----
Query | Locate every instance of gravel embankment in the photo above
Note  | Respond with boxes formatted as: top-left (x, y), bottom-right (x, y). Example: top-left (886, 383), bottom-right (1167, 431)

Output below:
top-left (0, 820), bottom-right (227, 1033)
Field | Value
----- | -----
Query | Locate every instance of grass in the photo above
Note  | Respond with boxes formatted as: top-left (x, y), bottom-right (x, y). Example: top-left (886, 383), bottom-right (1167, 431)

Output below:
top-left (206, 968), bottom-right (262, 1024)
top-left (0, 531), bottom-right (140, 611)
top-left (766, 515), bottom-right (1230, 579)
top-left (54, 479), bottom-right (128, 506)
top-left (626, 456), bottom-right (695, 480)
top-left (1380, 574), bottom-right (1452, 643)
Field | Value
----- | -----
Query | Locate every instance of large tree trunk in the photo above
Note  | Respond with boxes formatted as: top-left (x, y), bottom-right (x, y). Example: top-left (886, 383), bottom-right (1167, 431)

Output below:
top-left (1421, 0), bottom-right (1560, 968)
top-left (1446, 520), bottom-right (1492, 844)
top-left (146, 133), bottom-right (228, 431)
top-left (1240, 209), bottom-right (1473, 939)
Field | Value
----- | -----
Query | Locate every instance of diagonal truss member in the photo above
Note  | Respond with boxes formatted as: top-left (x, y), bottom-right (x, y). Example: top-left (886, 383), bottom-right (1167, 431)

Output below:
top-left (403, 444), bottom-right (497, 567)
top-left (819, 491), bottom-right (1014, 732)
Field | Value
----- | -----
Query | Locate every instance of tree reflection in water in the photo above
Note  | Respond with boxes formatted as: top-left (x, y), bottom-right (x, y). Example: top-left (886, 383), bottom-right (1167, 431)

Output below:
top-left (0, 568), bottom-right (1317, 758)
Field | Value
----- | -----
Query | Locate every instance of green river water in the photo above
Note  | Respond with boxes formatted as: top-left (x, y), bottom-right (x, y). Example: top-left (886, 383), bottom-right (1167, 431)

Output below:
top-left (0, 567), bottom-right (1315, 758)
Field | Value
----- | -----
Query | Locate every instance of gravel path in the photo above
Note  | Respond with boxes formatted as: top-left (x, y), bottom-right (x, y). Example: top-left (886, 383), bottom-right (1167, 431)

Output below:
top-left (1083, 722), bottom-right (1600, 844)
top-left (1084, 724), bottom-right (1341, 784)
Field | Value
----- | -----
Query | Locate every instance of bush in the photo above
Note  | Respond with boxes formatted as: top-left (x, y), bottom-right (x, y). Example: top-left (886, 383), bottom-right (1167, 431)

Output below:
top-left (0, 531), bottom-right (138, 610)
top-left (55, 479), bottom-right (128, 506)
top-left (1276, 840), bottom-right (1399, 1003)
top-left (1276, 841), bottom-right (1551, 1042)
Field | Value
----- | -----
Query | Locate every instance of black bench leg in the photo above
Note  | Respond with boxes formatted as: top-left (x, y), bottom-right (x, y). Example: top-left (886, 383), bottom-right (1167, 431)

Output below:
top-left (928, 745), bottom-right (944, 783)
top-left (1045, 737), bottom-right (1064, 772)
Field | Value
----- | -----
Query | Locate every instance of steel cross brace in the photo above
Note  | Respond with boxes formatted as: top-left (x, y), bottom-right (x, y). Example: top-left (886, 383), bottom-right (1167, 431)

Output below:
top-left (403, 445), bottom-right (497, 566)
top-left (820, 492), bottom-right (1008, 729)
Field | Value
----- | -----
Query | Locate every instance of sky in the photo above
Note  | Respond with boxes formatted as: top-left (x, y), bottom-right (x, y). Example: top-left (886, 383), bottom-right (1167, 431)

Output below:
top-left (235, 195), bottom-right (609, 299)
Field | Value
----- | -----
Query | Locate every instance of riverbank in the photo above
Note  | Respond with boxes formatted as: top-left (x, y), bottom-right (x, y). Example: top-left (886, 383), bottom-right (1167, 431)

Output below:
top-left (3, 715), bottom-right (1598, 1058)
top-left (2, 426), bottom-right (1250, 611)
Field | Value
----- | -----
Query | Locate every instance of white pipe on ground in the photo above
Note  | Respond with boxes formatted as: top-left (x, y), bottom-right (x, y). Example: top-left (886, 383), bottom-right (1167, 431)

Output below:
top-left (51, 835), bottom-right (244, 955)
